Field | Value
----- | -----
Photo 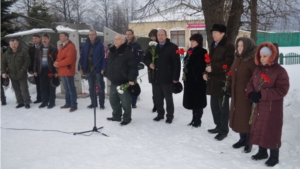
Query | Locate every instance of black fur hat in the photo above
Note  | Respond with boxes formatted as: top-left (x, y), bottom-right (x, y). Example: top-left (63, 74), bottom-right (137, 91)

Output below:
top-left (172, 82), bottom-right (183, 94)
top-left (51, 77), bottom-right (60, 88)
top-left (128, 83), bottom-right (141, 97)
top-left (210, 24), bottom-right (227, 33)
top-left (1, 77), bottom-right (9, 87)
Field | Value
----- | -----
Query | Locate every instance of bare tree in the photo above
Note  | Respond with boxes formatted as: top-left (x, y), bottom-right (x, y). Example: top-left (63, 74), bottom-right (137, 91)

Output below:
top-left (71, 0), bottom-right (87, 23)
top-left (49, 0), bottom-right (73, 22)
top-left (111, 4), bottom-right (128, 33)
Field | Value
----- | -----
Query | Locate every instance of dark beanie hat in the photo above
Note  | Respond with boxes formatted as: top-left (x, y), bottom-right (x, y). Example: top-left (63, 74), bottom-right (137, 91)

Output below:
top-left (60, 32), bottom-right (69, 38)
top-left (172, 82), bottom-right (183, 94)
top-left (128, 83), bottom-right (141, 97)
top-left (210, 24), bottom-right (227, 33)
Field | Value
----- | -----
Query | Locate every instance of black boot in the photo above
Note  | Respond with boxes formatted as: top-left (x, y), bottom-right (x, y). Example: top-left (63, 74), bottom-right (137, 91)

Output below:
top-left (232, 133), bottom-right (246, 149)
top-left (252, 146), bottom-right (268, 160)
top-left (265, 149), bottom-right (279, 167)
top-left (243, 133), bottom-right (252, 153)
top-left (192, 109), bottom-right (203, 128)
top-left (152, 96), bottom-right (156, 112)
top-left (188, 112), bottom-right (196, 126)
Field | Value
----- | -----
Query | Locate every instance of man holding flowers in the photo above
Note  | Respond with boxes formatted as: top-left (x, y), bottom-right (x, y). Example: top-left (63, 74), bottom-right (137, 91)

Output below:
top-left (144, 29), bottom-right (181, 124)
top-left (34, 33), bottom-right (58, 109)
top-left (203, 24), bottom-right (235, 141)
top-left (104, 34), bottom-right (137, 126)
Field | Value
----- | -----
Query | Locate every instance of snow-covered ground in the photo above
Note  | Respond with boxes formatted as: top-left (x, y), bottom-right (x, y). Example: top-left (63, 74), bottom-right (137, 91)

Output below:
top-left (1, 65), bottom-right (300, 169)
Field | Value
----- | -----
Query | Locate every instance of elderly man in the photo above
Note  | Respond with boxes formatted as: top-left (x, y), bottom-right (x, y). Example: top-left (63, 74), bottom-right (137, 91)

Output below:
top-left (34, 33), bottom-right (58, 109)
top-left (125, 29), bottom-right (142, 108)
top-left (144, 29), bottom-right (181, 124)
top-left (2, 39), bottom-right (31, 108)
top-left (203, 24), bottom-right (235, 141)
top-left (54, 32), bottom-right (78, 112)
top-left (28, 34), bottom-right (42, 104)
top-left (79, 30), bottom-right (106, 110)
top-left (105, 34), bottom-right (137, 125)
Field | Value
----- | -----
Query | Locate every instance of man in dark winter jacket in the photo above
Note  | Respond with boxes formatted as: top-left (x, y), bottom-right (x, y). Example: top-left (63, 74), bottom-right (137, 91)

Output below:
top-left (28, 34), bottom-right (42, 104)
top-left (79, 30), bottom-right (106, 110)
top-left (105, 34), bottom-right (137, 126)
top-left (144, 29), bottom-right (181, 124)
top-left (2, 39), bottom-right (31, 109)
top-left (125, 29), bottom-right (143, 108)
top-left (34, 33), bottom-right (58, 109)
top-left (203, 24), bottom-right (235, 141)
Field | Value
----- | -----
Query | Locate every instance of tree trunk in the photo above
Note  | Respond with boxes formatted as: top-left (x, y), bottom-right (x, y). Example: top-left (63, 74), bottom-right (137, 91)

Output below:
top-left (226, 0), bottom-right (244, 45)
top-left (201, 0), bottom-right (226, 51)
top-left (250, 0), bottom-right (257, 42)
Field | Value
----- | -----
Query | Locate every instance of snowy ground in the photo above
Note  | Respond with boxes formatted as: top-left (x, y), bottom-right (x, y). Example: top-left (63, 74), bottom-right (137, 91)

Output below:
top-left (1, 65), bottom-right (300, 169)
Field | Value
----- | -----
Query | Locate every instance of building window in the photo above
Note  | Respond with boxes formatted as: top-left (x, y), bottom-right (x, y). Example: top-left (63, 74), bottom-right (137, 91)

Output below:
top-left (191, 30), bottom-right (207, 48)
top-left (170, 31), bottom-right (185, 47)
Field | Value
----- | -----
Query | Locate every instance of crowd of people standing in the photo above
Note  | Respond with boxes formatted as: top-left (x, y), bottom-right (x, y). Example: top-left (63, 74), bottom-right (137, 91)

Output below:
top-left (1, 24), bottom-right (290, 167)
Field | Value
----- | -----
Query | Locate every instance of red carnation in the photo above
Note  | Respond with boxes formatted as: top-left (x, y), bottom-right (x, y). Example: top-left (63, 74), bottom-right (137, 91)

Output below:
top-left (176, 48), bottom-right (185, 55)
top-left (227, 71), bottom-right (232, 76)
top-left (264, 77), bottom-right (270, 83)
top-left (187, 51), bottom-right (192, 55)
top-left (260, 73), bottom-right (266, 79)
top-left (222, 64), bottom-right (228, 70)
top-left (204, 53), bottom-right (210, 59)
top-left (205, 57), bottom-right (210, 63)
top-left (48, 73), bottom-right (53, 78)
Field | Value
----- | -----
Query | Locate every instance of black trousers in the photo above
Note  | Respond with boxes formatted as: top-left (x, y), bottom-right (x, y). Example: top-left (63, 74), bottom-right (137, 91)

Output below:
top-left (1, 83), bottom-right (5, 103)
top-left (210, 96), bottom-right (229, 134)
top-left (152, 82), bottom-right (174, 119)
top-left (34, 75), bottom-right (41, 101)
top-left (39, 68), bottom-right (56, 105)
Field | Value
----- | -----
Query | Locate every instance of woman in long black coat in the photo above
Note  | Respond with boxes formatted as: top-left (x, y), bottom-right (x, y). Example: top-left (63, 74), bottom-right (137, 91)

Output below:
top-left (183, 33), bottom-right (207, 127)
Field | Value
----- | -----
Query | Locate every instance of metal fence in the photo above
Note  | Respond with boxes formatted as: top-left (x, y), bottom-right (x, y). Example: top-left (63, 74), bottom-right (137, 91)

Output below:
top-left (279, 53), bottom-right (300, 65)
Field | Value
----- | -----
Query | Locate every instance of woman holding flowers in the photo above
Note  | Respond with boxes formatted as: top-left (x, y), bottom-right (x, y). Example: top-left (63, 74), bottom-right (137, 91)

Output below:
top-left (145, 29), bottom-right (158, 112)
top-left (182, 33), bottom-right (207, 127)
top-left (246, 42), bottom-right (289, 167)
top-left (229, 37), bottom-right (257, 153)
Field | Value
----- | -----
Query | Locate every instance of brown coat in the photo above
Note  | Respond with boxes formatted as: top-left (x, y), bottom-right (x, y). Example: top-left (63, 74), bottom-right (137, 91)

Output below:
top-left (206, 36), bottom-right (235, 97)
top-left (229, 47), bottom-right (257, 133)
top-left (246, 42), bottom-right (289, 149)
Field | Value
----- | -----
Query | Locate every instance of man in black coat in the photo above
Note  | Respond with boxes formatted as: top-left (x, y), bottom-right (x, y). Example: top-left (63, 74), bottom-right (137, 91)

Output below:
top-left (144, 29), bottom-right (181, 124)
top-left (203, 24), bottom-right (235, 141)
top-left (105, 34), bottom-right (137, 126)
top-left (33, 33), bottom-right (58, 109)
top-left (28, 34), bottom-right (42, 104)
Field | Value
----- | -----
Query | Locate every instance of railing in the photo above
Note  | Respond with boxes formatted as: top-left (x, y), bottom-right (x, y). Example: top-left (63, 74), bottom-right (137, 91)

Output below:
top-left (279, 53), bottom-right (300, 65)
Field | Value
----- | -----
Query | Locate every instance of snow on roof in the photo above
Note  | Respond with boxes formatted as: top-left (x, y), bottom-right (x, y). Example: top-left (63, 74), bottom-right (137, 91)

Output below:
top-left (130, 3), bottom-right (204, 23)
top-left (5, 25), bottom-right (103, 37)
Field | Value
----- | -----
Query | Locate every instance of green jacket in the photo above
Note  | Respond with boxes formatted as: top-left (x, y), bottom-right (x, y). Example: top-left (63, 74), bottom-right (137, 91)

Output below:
top-left (1, 46), bottom-right (31, 80)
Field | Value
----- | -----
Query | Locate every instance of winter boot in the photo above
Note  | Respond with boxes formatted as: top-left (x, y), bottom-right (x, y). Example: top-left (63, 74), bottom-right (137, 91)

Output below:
top-left (243, 133), bottom-right (252, 153)
top-left (233, 133), bottom-right (246, 148)
top-left (192, 109), bottom-right (203, 128)
top-left (251, 146), bottom-right (268, 160)
top-left (188, 112), bottom-right (196, 126)
top-left (265, 149), bottom-right (279, 167)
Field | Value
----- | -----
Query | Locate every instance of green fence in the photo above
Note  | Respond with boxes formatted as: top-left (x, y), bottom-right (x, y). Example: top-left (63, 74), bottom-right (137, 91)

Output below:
top-left (279, 53), bottom-right (300, 65)
top-left (257, 32), bottom-right (300, 47)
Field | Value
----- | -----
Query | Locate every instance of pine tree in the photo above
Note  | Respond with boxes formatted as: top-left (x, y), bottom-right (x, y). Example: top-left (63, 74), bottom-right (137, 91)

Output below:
top-left (27, 2), bottom-right (52, 29)
top-left (1, 0), bottom-right (19, 37)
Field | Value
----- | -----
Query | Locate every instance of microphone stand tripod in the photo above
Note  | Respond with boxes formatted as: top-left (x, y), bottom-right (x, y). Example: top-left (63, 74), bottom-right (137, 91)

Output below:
top-left (74, 44), bottom-right (110, 137)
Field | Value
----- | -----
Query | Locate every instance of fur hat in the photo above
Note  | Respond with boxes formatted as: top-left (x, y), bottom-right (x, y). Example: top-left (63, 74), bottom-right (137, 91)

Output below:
top-left (1, 77), bottom-right (10, 87)
top-left (172, 82), bottom-right (183, 94)
top-left (128, 83), bottom-right (141, 97)
top-left (210, 24), bottom-right (227, 33)
top-left (51, 77), bottom-right (60, 88)
top-left (255, 42), bottom-right (278, 66)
